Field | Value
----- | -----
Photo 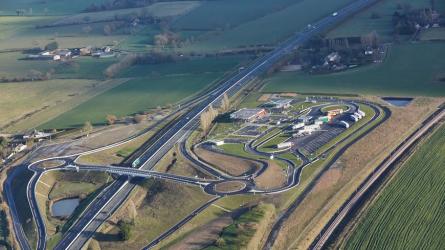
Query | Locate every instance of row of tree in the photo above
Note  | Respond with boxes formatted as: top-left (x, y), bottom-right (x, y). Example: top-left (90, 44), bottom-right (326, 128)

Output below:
top-left (104, 52), bottom-right (179, 78)
top-left (199, 93), bottom-right (230, 134)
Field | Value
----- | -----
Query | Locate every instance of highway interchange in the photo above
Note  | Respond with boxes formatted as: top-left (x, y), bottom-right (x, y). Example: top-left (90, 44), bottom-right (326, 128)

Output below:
top-left (6, 0), bottom-right (399, 249)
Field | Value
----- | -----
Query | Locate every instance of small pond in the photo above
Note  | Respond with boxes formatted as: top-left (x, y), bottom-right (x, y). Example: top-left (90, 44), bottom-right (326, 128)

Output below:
top-left (51, 198), bottom-right (79, 217)
top-left (381, 97), bottom-right (413, 107)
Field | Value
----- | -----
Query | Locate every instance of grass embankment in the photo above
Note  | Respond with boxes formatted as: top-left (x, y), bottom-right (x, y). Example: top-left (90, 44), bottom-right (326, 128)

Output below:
top-left (95, 180), bottom-right (213, 249)
top-left (341, 123), bottom-right (445, 250)
top-left (263, 43), bottom-right (445, 96)
top-left (153, 144), bottom-right (216, 179)
top-left (257, 132), bottom-right (290, 153)
top-left (194, 147), bottom-right (259, 176)
top-left (9, 167), bottom-right (37, 248)
top-left (320, 105), bottom-right (350, 113)
top-left (254, 160), bottom-right (288, 190)
top-left (153, 195), bottom-right (265, 249)
top-left (219, 144), bottom-right (260, 160)
top-left (204, 203), bottom-right (275, 250)
top-left (271, 97), bottom-right (443, 249)
top-left (35, 170), bottom-right (111, 237)
top-left (76, 128), bottom-right (153, 166)
top-left (0, 210), bottom-right (11, 249)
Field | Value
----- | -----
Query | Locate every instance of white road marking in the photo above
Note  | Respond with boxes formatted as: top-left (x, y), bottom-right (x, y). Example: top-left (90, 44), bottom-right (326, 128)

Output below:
top-left (38, 180), bottom-right (51, 188)
top-left (211, 204), bottom-right (231, 213)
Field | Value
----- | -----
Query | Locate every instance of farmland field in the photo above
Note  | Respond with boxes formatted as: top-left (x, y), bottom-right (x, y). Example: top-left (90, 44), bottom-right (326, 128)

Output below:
top-left (51, 1), bottom-right (201, 27)
top-left (327, 0), bottom-right (445, 41)
top-left (263, 42), bottom-right (445, 96)
top-left (420, 28), bottom-right (445, 41)
top-left (42, 73), bottom-right (221, 128)
top-left (0, 0), bottom-right (99, 15)
top-left (0, 79), bottom-right (105, 130)
top-left (41, 55), bottom-right (247, 128)
top-left (342, 123), bottom-right (445, 250)
top-left (172, 0), bottom-right (297, 30)
top-left (182, 0), bottom-right (355, 52)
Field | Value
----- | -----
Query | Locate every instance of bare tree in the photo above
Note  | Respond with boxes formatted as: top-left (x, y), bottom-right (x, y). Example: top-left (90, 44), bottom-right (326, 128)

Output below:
top-left (133, 114), bottom-right (144, 123)
top-left (200, 105), bottom-right (218, 133)
top-left (82, 121), bottom-right (93, 136)
top-left (106, 114), bottom-right (117, 125)
top-left (220, 93), bottom-right (231, 112)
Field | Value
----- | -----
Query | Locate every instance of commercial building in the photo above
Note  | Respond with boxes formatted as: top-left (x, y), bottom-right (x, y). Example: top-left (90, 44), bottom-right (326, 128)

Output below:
top-left (277, 142), bottom-right (293, 149)
top-left (267, 99), bottom-right (293, 109)
top-left (230, 108), bottom-right (267, 122)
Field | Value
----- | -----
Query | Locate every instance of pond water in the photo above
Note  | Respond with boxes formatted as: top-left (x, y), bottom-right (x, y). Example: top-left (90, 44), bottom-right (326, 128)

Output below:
top-left (381, 97), bottom-right (413, 107)
top-left (51, 198), bottom-right (79, 217)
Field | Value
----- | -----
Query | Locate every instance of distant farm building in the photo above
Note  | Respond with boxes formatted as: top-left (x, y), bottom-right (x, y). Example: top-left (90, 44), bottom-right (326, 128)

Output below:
top-left (230, 108), bottom-right (267, 122)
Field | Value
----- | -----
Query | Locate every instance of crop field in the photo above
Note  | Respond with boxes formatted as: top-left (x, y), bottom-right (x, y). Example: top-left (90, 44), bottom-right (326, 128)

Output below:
top-left (118, 55), bottom-right (249, 78)
top-left (172, 0), bottom-right (297, 31)
top-left (0, 15), bottom-right (131, 51)
top-left (420, 28), bottom-right (445, 41)
top-left (182, 0), bottom-right (354, 52)
top-left (263, 43), bottom-right (445, 96)
top-left (0, 0), bottom-right (99, 15)
top-left (41, 55), bottom-right (246, 128)
top-left (342, 123), bottom-right (445, 250)
top-left (51, 1), bottom-right (200, 27)
top-left (0, 79), bottom-right (97, 129)
top-left (327, 0), bottom-right (445, 41)
top-left (42, 73), bottom-right (221, 128)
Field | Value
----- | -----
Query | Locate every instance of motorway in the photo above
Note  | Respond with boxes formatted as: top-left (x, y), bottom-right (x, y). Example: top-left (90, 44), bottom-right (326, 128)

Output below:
top-left (11, 0), bottom-right (386, 249)
top-left (310, 107), bottom-right (445, 250)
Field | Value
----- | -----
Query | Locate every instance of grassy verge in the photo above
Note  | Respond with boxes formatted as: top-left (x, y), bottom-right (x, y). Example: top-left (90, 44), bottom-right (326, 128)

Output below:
top-left (205, 203), bottom-right (275, 249)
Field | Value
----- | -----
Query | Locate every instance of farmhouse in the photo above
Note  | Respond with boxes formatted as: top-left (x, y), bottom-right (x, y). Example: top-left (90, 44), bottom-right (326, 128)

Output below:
top-left (230, 108), bottom-right (267, 122)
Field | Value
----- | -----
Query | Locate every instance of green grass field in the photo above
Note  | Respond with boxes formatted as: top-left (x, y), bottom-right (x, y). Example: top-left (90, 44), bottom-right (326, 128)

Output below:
top-left (327, 0), bottom-right (445, 41)
top-left (42, 73), bottom-right (220, 128)
top-left (343, 124), bottom-right (445, 250)
top-left (118, 55), bottom-right (249, 78)
top-left (263, 42), bottom-right (445, 96)
top-left (0, 0), bottom-right (99, 15)
top-left (172, 0), bottom-right (297, 31)
top-left (420, 28), bottom-right (445, 41)
top-left (182, 0), bottom-right (354, 52)
top-left (41, 55), bottom-right (246, 128)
